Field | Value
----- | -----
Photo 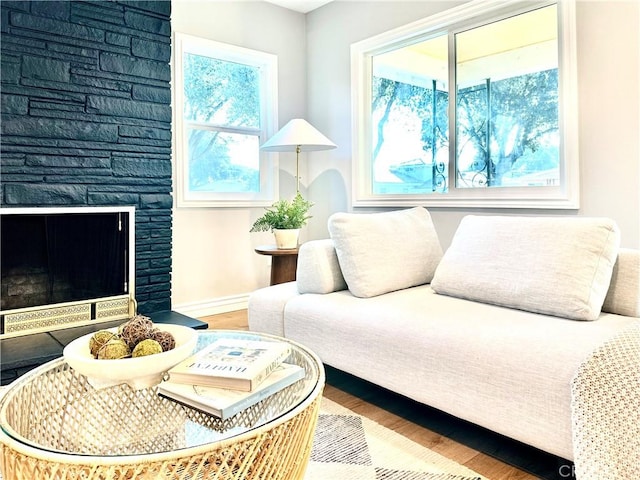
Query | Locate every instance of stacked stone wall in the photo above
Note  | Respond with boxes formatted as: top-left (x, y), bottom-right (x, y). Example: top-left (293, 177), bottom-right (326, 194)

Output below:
top-left (1, 0), bottom-right (173, 313)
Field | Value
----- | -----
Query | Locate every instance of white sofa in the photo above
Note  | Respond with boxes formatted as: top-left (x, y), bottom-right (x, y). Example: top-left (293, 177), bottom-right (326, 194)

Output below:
top-left (248, 208), bottom-right (640, 466)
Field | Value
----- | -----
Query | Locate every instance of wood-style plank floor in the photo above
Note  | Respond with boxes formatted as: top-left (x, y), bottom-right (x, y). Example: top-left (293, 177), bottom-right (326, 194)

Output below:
top-left (201, 309), bottom-right (561, 480)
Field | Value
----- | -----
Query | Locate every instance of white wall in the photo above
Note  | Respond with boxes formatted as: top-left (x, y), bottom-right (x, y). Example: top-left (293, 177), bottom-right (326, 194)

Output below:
top-left (575, 1), bottom-right (640, 247)
top-left (172, 0), bottom-right (640, 316)
top-left (171, 1), bottom-right (307, 316)
top-left (306, 0), bottom-right (640, 248)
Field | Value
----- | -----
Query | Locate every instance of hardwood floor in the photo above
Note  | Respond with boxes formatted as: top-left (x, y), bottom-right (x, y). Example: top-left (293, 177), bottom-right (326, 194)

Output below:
top-left (200, 310), bottom-right (249, 331)
top-left (200, 310), bottom-right (553, 480)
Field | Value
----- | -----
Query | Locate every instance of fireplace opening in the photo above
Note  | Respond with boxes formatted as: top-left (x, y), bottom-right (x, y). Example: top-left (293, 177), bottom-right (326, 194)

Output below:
top-left (0, 207), bottom-right (135, 337)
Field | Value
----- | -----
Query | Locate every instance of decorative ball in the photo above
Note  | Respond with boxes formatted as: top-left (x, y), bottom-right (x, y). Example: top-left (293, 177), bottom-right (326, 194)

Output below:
top-left (132, 339), bottom-right (163, 358)
top-left (119, 315), bottom-right (153, 349)
top-left (97, 338), bottom-right (131, 360)
top-left (149, 329), bottom-right (176, 352)
top-left (89, 330), bottom-right (117, 358)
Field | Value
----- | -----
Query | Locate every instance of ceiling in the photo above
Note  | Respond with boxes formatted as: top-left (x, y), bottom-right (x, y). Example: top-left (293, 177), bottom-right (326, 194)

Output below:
top-left (264, 0), bottom-right (334, 13)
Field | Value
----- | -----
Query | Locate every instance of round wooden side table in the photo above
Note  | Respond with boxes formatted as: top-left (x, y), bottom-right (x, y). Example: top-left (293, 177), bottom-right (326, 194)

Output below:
top-left (255, 245), bottom-right (299, 285)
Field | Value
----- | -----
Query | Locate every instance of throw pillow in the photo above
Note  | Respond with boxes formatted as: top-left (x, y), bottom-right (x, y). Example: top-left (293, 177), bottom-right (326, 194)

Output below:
top-left (602, 248), bottom-right (640, 317)
top-left (328, 207), bottom-right (443, 298)
top-left (430, 215), bottom-right (620, 321)
top-left (296, 239), bottom-right (348, 294)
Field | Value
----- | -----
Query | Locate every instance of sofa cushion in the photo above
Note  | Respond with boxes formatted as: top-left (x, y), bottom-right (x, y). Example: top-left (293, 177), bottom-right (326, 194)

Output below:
top-left (281, 285), bottom-right (638, 460)
top-left (328, 207), bottom-right (442, 298)
top-left (296, 239), bottom-right (347, 294)
top-left (430, 215), bottom-right (620, 320)
top-left (602, 248), bottom-right (640, 317)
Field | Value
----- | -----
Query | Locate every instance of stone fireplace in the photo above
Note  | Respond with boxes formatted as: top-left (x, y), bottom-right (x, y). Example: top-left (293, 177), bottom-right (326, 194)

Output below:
top-left (0, 1), bottom-right (207, 384)
top-left (1, 206), bottom-right (136, 338)
top-left (1, 0), bottom-right (174, 317)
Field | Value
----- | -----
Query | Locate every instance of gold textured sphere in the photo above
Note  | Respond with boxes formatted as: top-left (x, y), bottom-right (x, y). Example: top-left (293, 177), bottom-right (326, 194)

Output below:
top-left (97, 338), bottom-right (131, 360)
top-left (132, 339), bottom-right (163, 358)
top-left (89, 330), bottom-right (117, 358)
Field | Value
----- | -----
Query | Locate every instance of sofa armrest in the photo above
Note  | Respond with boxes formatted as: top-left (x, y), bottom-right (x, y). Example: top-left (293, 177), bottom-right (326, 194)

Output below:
top-left (602, 248), bottom-right (640, 317)
top-left (296, 239), bottom-right (347, 294)
top-left (247, 282), bottom-right (300, 337)
top-left (248, 282), bottom-right (300, 337)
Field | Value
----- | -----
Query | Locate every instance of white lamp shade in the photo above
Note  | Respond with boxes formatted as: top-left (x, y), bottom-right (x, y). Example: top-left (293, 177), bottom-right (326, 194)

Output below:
top-left (261, 119), bottom-right (336, 152)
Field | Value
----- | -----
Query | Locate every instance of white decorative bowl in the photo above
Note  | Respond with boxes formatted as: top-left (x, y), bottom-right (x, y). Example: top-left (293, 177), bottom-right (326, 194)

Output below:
top-left (63, 324), bottom-right (198, 390)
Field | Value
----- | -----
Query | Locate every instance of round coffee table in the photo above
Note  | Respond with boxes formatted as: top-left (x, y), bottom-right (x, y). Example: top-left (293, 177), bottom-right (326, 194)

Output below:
top-left (0, 330), bottom-right (324, 480)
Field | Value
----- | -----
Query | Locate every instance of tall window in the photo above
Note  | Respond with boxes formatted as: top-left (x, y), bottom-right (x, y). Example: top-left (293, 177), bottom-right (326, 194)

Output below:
top-left (173, 34), bottom-right (278, 207)
top-left (352, 0), bottom-right (578, 208)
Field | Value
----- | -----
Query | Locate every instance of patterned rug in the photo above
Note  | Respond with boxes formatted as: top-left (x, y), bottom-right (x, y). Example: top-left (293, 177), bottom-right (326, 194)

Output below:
top-left (0, 386), bottom-right (484, 479)
top-left (305, 398), bottom-right (486, 480)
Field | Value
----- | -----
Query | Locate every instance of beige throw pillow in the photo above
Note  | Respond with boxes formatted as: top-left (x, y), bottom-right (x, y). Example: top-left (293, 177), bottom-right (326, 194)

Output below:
top-left (602, 248), bottom-right (640, 317)
top-left (296, 239), bottom-right (348, 294)
top-left (328, 207), bottom-right (443, 298)
top-left (430, 215), bottom-right (620, 321)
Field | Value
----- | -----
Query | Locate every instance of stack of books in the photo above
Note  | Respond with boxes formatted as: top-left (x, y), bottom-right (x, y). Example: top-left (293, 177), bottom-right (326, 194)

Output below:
top-left (158, 338), bottom-right (303, 419)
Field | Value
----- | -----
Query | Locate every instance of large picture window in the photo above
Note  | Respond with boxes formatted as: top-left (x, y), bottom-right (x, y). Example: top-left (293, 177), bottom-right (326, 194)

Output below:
top-left (173, 34), bottom-right (278, 207)
top-left (352, 0), bottom-right (578, 208)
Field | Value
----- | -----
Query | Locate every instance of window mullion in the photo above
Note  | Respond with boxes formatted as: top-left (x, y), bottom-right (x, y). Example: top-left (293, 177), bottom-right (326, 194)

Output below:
top-left (448, 31), bottom-right (457, 194)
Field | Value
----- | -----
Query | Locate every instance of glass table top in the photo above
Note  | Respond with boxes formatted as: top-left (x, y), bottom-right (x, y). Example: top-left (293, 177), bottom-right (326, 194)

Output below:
top-left (0, 330), bottom-right (322, 457)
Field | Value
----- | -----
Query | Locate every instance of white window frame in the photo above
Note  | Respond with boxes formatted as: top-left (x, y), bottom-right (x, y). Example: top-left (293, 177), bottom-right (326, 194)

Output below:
top-left (351, 0), bottom-right (579, 209)
top-left (173, 33), bottom-right (279, 208)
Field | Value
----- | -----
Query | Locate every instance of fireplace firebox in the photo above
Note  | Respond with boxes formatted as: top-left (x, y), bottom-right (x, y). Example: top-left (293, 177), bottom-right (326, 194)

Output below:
top-left (0, 206), bottom-right (136, 338)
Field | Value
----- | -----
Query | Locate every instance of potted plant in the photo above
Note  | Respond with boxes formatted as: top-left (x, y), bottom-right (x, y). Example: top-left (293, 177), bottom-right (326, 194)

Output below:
top-left (250, 193), bottom-right (313, 249)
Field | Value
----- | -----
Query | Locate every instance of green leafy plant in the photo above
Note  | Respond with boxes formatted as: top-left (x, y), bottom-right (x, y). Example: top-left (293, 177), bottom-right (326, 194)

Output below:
top-left (250, 193), bottom-right (313, 232)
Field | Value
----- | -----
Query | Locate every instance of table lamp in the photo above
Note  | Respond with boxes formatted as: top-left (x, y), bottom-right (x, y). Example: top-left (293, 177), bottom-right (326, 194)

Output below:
top-left (260, 119), bottom-right (337, 192)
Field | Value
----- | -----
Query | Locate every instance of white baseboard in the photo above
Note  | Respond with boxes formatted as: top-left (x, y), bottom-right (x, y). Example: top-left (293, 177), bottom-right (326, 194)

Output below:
top-left (172, 294), bottom-right (249, 319)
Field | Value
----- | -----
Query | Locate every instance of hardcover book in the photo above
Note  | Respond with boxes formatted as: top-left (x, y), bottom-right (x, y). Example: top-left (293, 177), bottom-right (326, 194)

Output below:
top-left (167, 338), bottom-right (292, 391)
top-left (158, 363), bottom-right (305, 419)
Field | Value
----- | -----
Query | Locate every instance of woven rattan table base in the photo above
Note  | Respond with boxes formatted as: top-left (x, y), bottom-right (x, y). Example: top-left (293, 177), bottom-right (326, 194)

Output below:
top-left (0, 394), bottom-right (321, 480)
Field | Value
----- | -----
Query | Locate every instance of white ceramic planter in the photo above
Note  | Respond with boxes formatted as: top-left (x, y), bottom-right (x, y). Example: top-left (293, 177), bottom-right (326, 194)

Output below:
top-left (274, 229), bottom-right (300, 249)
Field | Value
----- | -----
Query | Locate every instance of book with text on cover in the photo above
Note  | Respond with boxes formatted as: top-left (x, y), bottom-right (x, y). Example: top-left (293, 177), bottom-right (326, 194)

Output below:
top-left (167, 338), bottom-right (292, 391)
top-left (158, 363), bottom-right (305, 419)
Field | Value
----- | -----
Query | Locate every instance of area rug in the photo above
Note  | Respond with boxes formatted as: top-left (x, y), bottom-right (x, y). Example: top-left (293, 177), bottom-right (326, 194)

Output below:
top-left (305, 398), bottom-right (487, 480)
top-left (0, 386), bottom-right (485, 480)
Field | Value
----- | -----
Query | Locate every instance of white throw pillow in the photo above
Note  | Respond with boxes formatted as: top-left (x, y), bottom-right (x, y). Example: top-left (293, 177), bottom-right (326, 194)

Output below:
top-left (328, 207), bottom-right (443, 298)
top-left (602, 248), bottom-right (640, 317)
top-left (296, 239), bottom-right (347, 294)
top-left (430, 215), bottom-right (620, 321)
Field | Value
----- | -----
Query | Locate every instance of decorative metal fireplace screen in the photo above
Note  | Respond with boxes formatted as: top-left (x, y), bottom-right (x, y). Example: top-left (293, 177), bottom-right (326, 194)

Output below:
top-left (0, 206), bottom-right (136, 339)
